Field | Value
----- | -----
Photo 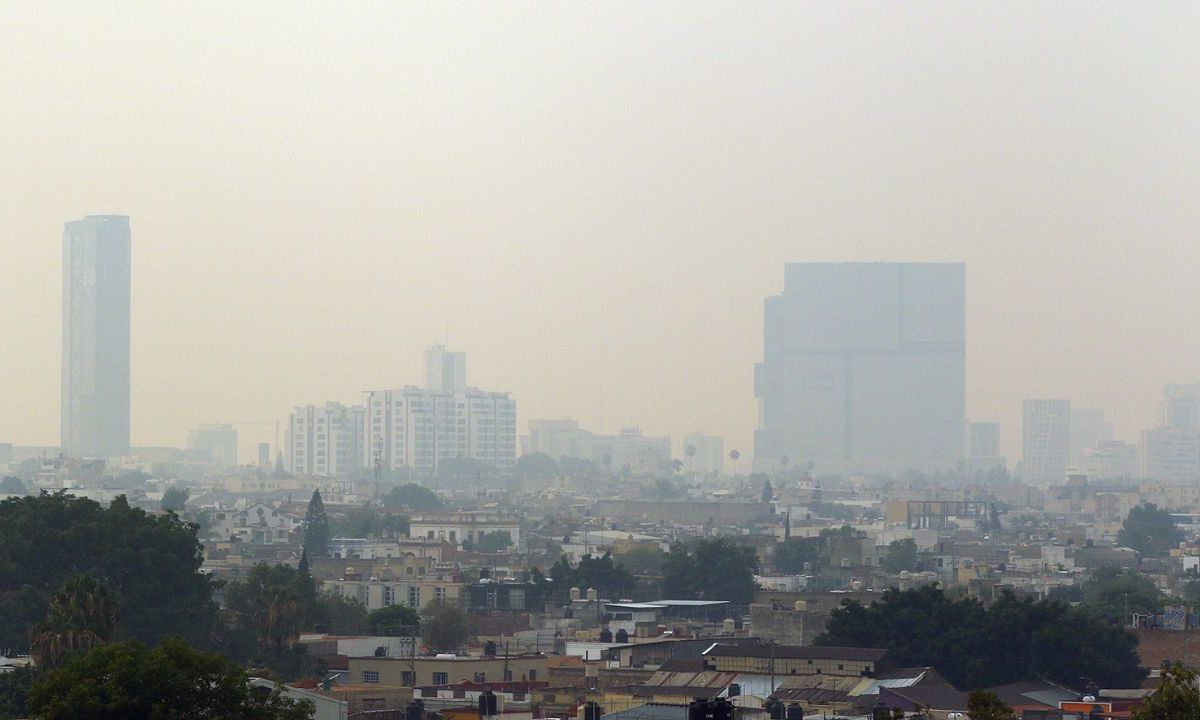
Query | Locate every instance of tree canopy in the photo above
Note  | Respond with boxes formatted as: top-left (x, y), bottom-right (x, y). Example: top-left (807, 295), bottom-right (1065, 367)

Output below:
top-left (1080, 566), bottom-right (1162, 623)
top-left (382, 483), bottom-right (443, 512)
top-left (1131, 661), bottom-right (1200, 720)
top-left (882, 538), bottom-right (919, 574)
top-left (966, 689), bottom-right (1017, 720)
top-left (0, 477), bottom-right (26, 495)
top-left (367, 605), bottom-right (420, 636)
top-left (421, 600), bottom-right (467, 653)
top-left (549, 553), bottom-right (635, 599)
top-left (816, 586), bottom-right (1145, 689)
top-left (328, 504), bottom-right (409, 538)
top-left (663, 537), bottom-right (760, 605)
top-left (774, 537), bottom-right (822, 575)
top-left (27, 637), bottom-right (313, 720)
top-left (474, 530), bottom-right (513, 553)
top-left (0, 492), bottom-right (218, 652)
top-left (161, 486), bottom-right (189, 513)
top-left (1117, 503), bottom-right (1183, 557)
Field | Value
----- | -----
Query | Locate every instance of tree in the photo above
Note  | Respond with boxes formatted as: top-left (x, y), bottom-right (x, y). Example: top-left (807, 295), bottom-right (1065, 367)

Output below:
top-left (475, 530), bottom-right (512, 553)
top-left (27, 638), bottom-right (313, 720)
top-left (0, 493), bottom-right (218, 652)
top-left (161, 486), bottom-right (189, 513)
top-left (1080, 566), bottom-right (1162, 623)
top-left (329, 504), bottom-right (409, 538)
top-left (1117, 503), bottom-right (1183, 558)
top-left (302, 490), bottom-right (332, 559)
top-left (0, 665), bottom-right (34, 719)
top-left (774, 538), bottom-right (821, 574)
top-left (0, 476), bottom-right (26, 495)
top-left (882, 539), bottom-right (919, 574)
top-left (30, 574), bottom-right (119, 669)
top-left (515, 453), bottom-right (559, 479)
top-left (663, 538), bottom-right (759, 605)
top-left (966, 689), bottom-right (1017, 720)
top-left (549, 553), bottom-right (635, 599)
top-left (761, 478), bottom-right (773, 503)
top-left (382, 483), bottom-right (443, 512)
top-left (421, 600), bottom-right (467, 653)
top-left (1131, 661), bottom-right (1200, 720)
top-left (224, 563), bottom-right (305, 656)
top-left (817, 586), bottom-right (1145, 689)
top-left (613, 545), bottom-right (666, 577)
top-left (368, 605), bottom-right (420, 636)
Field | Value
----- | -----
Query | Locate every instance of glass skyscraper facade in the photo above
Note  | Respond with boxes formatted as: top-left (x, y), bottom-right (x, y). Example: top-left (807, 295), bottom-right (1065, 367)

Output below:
top-left (61, 215), bottom-right (131, 458)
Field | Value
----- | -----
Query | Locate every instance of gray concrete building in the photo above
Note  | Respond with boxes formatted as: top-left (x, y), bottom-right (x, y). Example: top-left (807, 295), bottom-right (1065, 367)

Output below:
top-left (754, 262), bottom-right (965, 475)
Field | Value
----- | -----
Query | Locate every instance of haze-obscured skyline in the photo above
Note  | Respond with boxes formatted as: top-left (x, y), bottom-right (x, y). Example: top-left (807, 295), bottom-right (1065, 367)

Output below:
top-left (2, 3), bottom-right (1198, 463)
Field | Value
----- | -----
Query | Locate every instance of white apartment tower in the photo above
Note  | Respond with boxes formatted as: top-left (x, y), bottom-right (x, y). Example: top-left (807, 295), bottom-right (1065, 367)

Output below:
top-left (288, 403), bottom-right (365, 478)
top-left (363, 346), bottom-right (516, 477)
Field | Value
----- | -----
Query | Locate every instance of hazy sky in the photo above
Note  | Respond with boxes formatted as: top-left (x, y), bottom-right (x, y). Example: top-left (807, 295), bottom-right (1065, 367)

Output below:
top-left (2, 3), bottom-right (1198, 465)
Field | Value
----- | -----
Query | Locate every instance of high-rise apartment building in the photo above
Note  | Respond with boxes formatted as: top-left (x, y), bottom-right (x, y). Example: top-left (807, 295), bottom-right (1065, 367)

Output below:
top-left (287, 403), bottom-right (365, 478)
top-left (754, 263), bottom-right (965, 475)
top-left (1141, 384), bottom-right (1200, 483)
top-left (61, 215), bottom-right (131, 458)
top-left (1022, 399), bottom-right (1071, 485)
top-left (362, 346), bottom-right (516, 477)
top-left (969, 422), bottom-right (1000, 458)
top-left (187, 423), bottom-right (238, 469)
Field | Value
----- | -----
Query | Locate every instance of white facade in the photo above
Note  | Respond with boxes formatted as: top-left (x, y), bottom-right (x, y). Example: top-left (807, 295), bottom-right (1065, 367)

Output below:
top-left (364, 386), bottom-right (516, 476)
top-left (408, 511), bottom-right (520, 550)
top-left (1022, 399), bottom-right (1071, 485)
top-left (62, 215), bottom-right (131, 459)
top-left (288, 403), bottom-right (365, 479)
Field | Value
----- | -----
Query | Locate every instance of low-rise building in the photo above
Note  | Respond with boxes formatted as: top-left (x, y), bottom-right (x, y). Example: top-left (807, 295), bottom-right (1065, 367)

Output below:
top-left (409, 512), bottom-right (521, 550)
top-left (348, 654), bottom-right (550, 688)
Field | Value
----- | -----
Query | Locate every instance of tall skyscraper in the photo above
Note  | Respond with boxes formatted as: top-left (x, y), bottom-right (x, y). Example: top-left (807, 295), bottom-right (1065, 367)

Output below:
top-left (424, 344), bottom-right (466, 394)
top-left (61, 215), bottom-right (131, 458)
top-left (1069, 408), bottom-right (1112, 465)
top-left (1141, 384), bottom-right (1200, 483)
top-left (969, 422), bottom-right (1001, 458)
top-left (754, 262), bottom-right (966, 475)
top-left (1022, 399), bottom-right (1071, 485)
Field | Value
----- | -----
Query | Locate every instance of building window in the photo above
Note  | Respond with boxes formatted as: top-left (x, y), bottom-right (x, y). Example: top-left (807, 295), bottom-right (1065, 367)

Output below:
top-left (401, 671), bottom-right (415, 686)
top-left (474, 672), bottom-right (486, 683)
top-left (432, 672), bottom-right (449, 685)
top-left (363, 671), bottom-right (380, 684)
top-left (528, 669), bottom-right (537, 682)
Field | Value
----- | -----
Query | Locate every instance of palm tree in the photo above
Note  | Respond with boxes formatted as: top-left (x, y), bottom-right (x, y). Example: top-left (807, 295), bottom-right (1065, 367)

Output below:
top-left (30, 574), bottom-right (119, 668)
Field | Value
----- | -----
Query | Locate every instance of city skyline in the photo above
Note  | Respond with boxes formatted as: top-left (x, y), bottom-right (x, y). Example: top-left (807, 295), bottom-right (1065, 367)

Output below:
top-left (2, 4), bottom-right (1199, 464)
